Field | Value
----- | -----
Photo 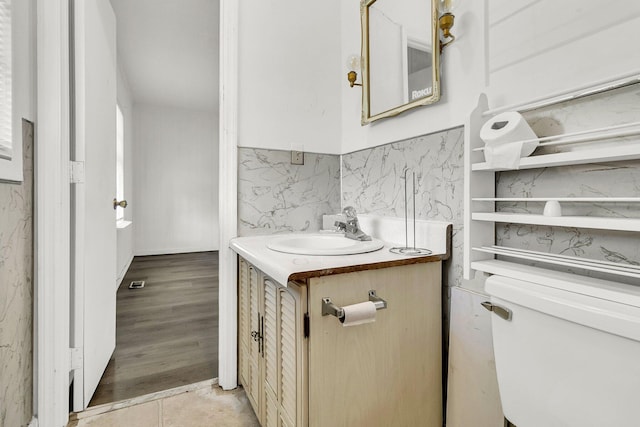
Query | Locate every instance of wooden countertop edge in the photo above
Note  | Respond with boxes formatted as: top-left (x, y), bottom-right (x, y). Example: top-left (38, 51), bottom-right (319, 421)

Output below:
top-left (442, 223), bottom-right (452, 261)
top-left (287, 254), bottom-right (444, 282)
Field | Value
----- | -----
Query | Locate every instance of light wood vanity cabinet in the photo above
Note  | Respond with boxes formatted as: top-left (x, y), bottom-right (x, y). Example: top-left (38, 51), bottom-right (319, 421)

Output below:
top-left (238, 256), bottom-right (442, 427)
top-left (239, 258), bottom-right (307, 427)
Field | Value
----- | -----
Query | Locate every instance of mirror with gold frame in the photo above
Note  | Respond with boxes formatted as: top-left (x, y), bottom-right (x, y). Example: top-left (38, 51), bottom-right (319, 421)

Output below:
top-left (360, 0), bottom-right (440, 125)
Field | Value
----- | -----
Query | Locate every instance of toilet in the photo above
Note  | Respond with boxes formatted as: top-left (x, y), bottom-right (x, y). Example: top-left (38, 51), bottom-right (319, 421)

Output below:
top-left (484, 271), bottom-right (640, 426)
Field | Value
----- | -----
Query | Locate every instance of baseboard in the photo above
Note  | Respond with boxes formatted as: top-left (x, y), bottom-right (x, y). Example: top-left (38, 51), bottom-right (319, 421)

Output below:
top-left (27, 416), bottom-right (38, 427)
top-left (134, 246), bottom-right (218, 256)
top-left (116, 255), bottom-right (134, 289)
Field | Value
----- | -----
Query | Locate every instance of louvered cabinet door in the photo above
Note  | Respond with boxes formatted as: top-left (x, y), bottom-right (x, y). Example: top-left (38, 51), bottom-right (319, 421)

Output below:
top-left (263, 279), bottom-right (307, 427)
top-left (238, 257), bottom-right (307, 427)
top-left (247, 264), bottom-right (262, 415)
top-left (263, 279), bottom-right (279, 427)
top-left (238, 259), bottom-right (250, 391)
top-left (278, 289), bottom-right (302, 426)
top-left (279, 284), bottom-right (307, 427)
top-left (264, 390), bottom-right (279, 427)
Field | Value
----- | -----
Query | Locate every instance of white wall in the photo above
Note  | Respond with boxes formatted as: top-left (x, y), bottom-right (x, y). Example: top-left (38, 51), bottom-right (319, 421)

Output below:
top-left (133, 103), bottom-right (219, 255)
top-left (487, 0), bottom-right (640, 108)
top-left (13, 0), bottom-right (35, 125)
top-left (368, 7), bottom-right (405, 116)
top-left (116, 63), bottom-right (134, 283)
top-left (0, 0), bottom-right (36, 180)
top-left (233, 0), bottom-right (487, 155)
top-left (237, 0), bottom-right (342, 154)
top-left (341, 0), bottom-right (487, 153)
top-left (341, 0), bottom-right (640, 154)
top-left (0, 1), bottom-right (36, 424)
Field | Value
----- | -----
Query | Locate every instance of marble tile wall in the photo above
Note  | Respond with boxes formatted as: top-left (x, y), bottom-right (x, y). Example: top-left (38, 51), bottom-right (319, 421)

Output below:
top-left (237, 148), bottom-right (341, 236)
top-left (0, 120), bottom-right (34, 427)
top-left (341, 127), bottom-right (465, 289)
top-left (496, 84), bottom-right (640, 285)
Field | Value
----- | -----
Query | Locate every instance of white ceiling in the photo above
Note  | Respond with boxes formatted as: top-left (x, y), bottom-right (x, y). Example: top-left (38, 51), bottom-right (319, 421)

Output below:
top-left (109, 0), bottom-right (219, 111)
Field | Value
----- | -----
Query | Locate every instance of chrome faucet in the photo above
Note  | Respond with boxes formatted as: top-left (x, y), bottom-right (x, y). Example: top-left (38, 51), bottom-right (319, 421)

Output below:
top-left (334, 206), bottom-right (372, 241)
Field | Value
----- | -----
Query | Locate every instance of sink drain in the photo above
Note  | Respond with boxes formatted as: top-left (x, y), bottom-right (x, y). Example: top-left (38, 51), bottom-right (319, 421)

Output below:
top-left (128, 280), bottom-right (145, 289)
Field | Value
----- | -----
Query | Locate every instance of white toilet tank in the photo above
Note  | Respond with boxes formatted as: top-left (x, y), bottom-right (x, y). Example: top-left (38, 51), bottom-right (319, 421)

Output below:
top-left (485, 271), bottom-right (640, 427)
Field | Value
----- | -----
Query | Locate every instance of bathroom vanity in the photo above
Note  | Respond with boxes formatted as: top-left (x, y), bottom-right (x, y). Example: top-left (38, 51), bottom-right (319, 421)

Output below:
top-left (231, 234), bottom-right (448, 427)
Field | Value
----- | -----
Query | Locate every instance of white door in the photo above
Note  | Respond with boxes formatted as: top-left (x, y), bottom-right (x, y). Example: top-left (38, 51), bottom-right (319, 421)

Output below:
top-left (71, 0), bottom-right (118, 410)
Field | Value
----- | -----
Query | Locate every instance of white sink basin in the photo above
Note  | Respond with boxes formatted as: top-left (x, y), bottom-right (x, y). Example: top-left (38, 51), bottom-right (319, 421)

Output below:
top-left (266, 233), bottom-right (384, 256)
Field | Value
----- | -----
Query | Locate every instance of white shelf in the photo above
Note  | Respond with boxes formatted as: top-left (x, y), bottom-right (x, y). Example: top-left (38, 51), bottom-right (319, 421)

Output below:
top-left (472, 142), bottom-right (640, 172)
top-left (470, 260), bottom-right (640, 306)
top-left (472, 121), bottom-right (640, 153)
top-left (472, 212), bottom-right (640, 232)
top-left (463, 80), bottom-right (640, 283)
top-left (473, 246), bottom-right (640, 280)
top-left (472, 197), bottom-right (640, 203)
top-left (483, 72), bottom-right (640, 116)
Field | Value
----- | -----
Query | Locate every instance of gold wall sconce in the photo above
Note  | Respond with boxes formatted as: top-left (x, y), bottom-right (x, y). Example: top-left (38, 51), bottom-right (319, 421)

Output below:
top-left (438, 0), bottom-right (458, 49)
top-left (346, 54), bottom-right (362, 88)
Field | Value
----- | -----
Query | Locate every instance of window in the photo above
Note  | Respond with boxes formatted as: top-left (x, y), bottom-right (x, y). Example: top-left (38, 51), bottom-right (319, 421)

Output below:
top-left (116, 104), bottom-right (124, 221)
top-left (0, 0), bottom-right (11, 162)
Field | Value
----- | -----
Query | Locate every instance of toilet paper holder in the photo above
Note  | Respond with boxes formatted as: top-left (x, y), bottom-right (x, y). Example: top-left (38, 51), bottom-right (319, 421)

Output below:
top-left (322, 290), bottom-right (387, 320)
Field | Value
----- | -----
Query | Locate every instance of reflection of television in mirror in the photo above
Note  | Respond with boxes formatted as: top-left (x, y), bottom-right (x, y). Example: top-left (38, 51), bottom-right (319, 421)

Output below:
top-left (407, 42), bottom-right (432, 102)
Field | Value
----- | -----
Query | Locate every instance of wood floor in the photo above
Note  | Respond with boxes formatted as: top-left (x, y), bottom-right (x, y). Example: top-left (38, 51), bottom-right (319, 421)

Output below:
top-left (89, 252), bottom-right (219, 407)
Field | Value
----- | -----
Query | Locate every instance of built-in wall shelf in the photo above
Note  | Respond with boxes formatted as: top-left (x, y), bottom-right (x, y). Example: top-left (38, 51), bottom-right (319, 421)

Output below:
top-left (472, 121), bottom-right (640, 153)
top-left (463, 77), bottom-right (640, 282)
top-left (482, 72), bottom-right (640, 117)
top-left (472, 246), bottom-right (640, 280)
top-left (472, 197), bottom-right (640, 203)
top-left (472, 142), bottom-right (640, 172)
top-left (471, 212), bottom-right (640, 232)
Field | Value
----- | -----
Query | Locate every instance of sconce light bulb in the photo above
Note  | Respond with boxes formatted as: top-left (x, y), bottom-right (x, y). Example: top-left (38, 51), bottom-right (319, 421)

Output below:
top-left (438, 0), bottom-right (459, 14)
top-left (346, 54), bottom-right (361, 72)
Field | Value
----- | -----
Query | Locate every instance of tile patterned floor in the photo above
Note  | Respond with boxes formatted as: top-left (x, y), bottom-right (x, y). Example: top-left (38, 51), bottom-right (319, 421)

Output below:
top-left (69, 384), bottom-right (259, 427)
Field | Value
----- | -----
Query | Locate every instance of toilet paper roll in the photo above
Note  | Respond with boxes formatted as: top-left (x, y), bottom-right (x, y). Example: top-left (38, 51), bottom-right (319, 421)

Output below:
top-left (484, 142), bottom-right (525, 169)
top-left (480, 111), bottom-right (539, 158)
top-left (340, 301), bottom-right (377, 327)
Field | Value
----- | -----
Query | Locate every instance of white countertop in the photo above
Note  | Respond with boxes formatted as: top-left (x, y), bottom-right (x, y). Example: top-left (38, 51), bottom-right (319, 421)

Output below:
top-left (230, 234), bottom-right (447, 285)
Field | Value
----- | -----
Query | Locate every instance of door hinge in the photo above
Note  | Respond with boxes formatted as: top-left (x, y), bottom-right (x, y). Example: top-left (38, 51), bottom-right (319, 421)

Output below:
top-left (304, 313), bottom-right (310, 338)
top-left (69, 161), bottom-right (85, 184)
top-left (69, 347), bottom-right (83, 371)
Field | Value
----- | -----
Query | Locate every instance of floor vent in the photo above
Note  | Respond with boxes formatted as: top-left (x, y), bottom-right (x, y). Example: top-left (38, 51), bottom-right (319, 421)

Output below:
top-left (128, 280), bottom-right (145, 289)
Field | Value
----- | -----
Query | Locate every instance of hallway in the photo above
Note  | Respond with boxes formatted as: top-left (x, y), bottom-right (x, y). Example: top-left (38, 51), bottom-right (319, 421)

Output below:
top-left (90, 252), bottom-right (219, 406)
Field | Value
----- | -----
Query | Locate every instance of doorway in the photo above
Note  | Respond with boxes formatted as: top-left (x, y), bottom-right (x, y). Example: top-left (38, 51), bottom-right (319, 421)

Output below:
top-left (34, 0), bottom-right (237, 424)
top-left (70, 0), bottom-right (221, 410)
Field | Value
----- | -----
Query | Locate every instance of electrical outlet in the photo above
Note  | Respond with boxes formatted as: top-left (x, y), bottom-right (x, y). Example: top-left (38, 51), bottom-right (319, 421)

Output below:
top-left (291, 150), bottom-right (304, 165)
